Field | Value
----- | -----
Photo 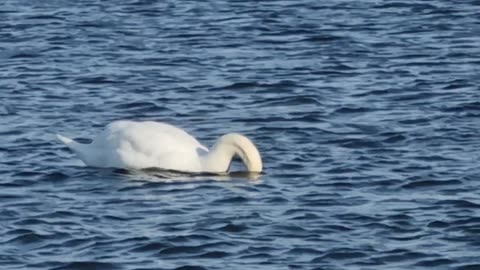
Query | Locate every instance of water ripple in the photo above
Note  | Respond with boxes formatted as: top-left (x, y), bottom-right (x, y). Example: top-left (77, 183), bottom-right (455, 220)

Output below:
top-left (1, 0), bottom-right (480, 269)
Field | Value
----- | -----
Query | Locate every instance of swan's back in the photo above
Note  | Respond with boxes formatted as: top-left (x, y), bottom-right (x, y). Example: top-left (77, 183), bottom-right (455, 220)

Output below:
top-left (92, 121), bottom-right (208, 170)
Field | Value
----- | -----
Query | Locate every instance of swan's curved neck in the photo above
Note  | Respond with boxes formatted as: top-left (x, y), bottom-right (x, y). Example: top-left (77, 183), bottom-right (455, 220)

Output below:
top-left (203, 133), bottom-right (262, 173)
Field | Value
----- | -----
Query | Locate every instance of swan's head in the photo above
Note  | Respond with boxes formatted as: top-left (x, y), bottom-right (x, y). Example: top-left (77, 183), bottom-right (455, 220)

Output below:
top-left (213, 133), bottom-right (263, 173)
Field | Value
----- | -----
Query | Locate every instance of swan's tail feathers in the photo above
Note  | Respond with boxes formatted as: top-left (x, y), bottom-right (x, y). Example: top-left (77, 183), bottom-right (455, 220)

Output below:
top-left (56, 134), bottom-right (82, 155)
top-left (56, 134), bottom-right (92, 165)
top-left (56, 134), bottom-right (74, 145)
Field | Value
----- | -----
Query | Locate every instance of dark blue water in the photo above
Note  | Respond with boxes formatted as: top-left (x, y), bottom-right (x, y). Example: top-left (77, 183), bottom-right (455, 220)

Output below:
top-left (1, 1), bottom-right (480, 269)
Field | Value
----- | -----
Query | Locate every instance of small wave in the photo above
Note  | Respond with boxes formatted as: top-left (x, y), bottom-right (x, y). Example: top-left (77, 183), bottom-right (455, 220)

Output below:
top-left (213, 196), bottom-right (249, 204)
top-left (286, 247), bottom-right (322, 255)
top-left (113, 101), bottom-right (161, 110)
top-left (197, 251), bottom-right (230, 258)
top-left (130, 242), bottom-right (169, 253)
top-left (51, 261), bottom-right (122, 270)
top-left (7, 232), bottom-right (39, 245)
top-left (334, 107), bottom-right (372, 114)
top-left (401, 179), bottom-right (461, 189)
top-left (415, 258), bottom-right (456, 267)
top-left (457, 264), bottom-right (480, 270)
top-left (427, 221), bottom-right (449, 228)
top-left (436, 200), bottom-right (480, 209)
top-left (40, 172), bottom-right (69, 182)
top-left (173, 266), bottom-right (206, 270)
top-left (158, 245), bottom-right (203, 256)
top-left (313, 249), bottom-right (367, 261)
top-left (218, 223), bottom-right (248, 233)
top-left (375, 249), bottom-right (430, 263)
top-left (74, 76), bottom-right (119, 85)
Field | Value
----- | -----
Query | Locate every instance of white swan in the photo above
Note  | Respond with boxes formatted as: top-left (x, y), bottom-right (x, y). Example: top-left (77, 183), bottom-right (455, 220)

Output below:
top-left (57, 120), bottom-right (262, 173)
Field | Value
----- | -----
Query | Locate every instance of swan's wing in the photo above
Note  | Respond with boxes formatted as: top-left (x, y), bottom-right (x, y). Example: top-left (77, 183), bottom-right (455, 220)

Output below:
top-left (96, 121), bottom-right (207, 170)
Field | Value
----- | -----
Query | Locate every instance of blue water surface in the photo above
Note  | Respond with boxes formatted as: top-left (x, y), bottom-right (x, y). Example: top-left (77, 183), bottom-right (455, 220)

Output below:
top-left (1, 0), bottom-right (480, 269)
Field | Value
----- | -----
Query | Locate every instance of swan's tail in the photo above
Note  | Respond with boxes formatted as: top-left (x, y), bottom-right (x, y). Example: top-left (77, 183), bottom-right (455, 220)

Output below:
top-left (56, 134), bottom-right (93, 165)
top-left (57, 134), bottom-right (74, 145)
top-left (56, 134), bottom-right (83, 155)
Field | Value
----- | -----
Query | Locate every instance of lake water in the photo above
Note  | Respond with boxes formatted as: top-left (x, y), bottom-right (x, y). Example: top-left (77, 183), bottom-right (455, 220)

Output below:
top-left (1, 1), bottom-right (480, 269)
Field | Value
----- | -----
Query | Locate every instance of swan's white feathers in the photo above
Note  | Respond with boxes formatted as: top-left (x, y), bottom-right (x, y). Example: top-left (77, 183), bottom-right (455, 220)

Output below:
top-left (96, 121), bottom-right (207, 170)
top-left (57, 120), bottom-right (262, 173)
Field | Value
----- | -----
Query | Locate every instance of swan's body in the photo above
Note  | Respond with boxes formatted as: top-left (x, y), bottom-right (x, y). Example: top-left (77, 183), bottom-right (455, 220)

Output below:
top-left (57, 121), bottom-right (262, 173)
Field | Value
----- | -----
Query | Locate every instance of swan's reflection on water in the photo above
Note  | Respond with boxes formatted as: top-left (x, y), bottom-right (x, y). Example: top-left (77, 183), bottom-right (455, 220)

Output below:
top-left (113, 167), bottom-right (263, 182)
